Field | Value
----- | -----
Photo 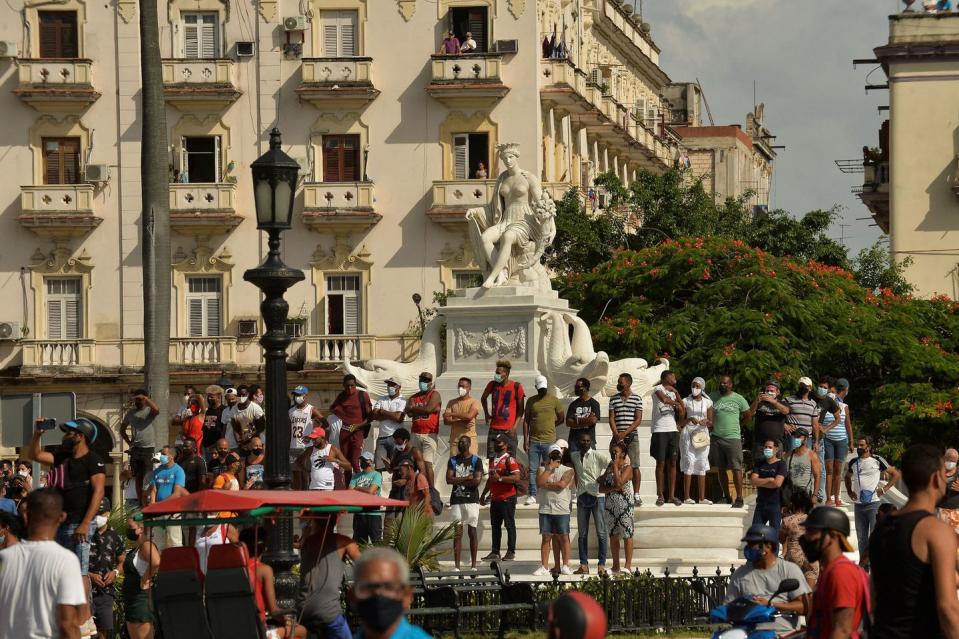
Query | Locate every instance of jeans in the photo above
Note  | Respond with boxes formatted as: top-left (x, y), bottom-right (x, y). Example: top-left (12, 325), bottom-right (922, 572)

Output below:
top-left (752, 499), bottom-right (782, 536)
top-left (576, 493), bottom-right (608, 567)
top-left (816, 439), bottom-right (826, 502)
top-left (855, 501), bottom-right (881, 558)
top-left (490, 497), bottom-right (517, 554)
top-left (527, 442), bottom-right (553, 496)
top-left (56, 520), bottom-right (97, 574)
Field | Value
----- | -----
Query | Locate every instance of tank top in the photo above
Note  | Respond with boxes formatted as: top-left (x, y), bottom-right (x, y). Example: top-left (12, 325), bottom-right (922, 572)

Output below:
top-left (247, 557), bottom-right (267, 623)
top-left (289, 403), bottom-right (315, 449)
top-left (122, 545), bottom-right (149, 602)
top-left (823, 395), bottom-right (847, 441)
top-left (870, 510), bottom-right (939, 638)
top-left (309, 444), bottom-right (335, 491)
top-left (195, 524), bottom-right (227, 574)
top-left (786, 449), bottom-right (814, 493)
top-left (409, 391), bottom-right (439, 435)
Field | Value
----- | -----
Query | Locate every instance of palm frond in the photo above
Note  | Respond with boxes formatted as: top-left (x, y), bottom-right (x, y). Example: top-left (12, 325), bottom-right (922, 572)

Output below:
top-left (378, 502), bottom-right (460, 570)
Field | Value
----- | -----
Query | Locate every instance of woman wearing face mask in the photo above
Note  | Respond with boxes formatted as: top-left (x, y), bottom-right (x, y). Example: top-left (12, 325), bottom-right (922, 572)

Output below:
top-left (749, 440), bottom-right (787, 534)
top-left (122, 517), bottom-right (160, 639)
top-left (243, 437), bottom-right (266, 489)
top-left (680, 377), bottom-right (714, 504)
top-left (14, 460), bottom-right (32, 492)
top-left (180, 395), bottom-right (206, 449)
top-left (599, 441), bottom-right (635, 574)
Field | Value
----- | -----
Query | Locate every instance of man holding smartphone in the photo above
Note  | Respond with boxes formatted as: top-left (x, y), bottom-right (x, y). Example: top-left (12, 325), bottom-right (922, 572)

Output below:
top-left (120, 389), bottom-right (160, 507)
top-left (747, 380), bottom-right (790, 460)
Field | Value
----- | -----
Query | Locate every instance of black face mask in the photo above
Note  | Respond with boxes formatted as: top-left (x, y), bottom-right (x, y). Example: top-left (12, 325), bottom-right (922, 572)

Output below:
top-left (537, 388), bottom-right (547, 397)
top-left (799, 534), bottom-right (825, 564)
top-left (616, 383), bottom-right (625, 393)
top-left (574, 385), bottom-right (585, 396)
top-left (856, 447), bottom-right (866, 458)
top-left (126, 529), bottom-right (140, 542)
top-left (356, 594), bottom-right (404, 632)
top-left (252, 448), bottom-right (264, 456)
top-left (60, 438), bottom-right (75, 452)
top-left (457, 441), bottom-right (469, 454)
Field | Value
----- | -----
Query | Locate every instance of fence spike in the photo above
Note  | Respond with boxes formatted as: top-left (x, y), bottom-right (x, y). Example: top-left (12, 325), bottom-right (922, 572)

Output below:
top-left (692, 566), bottom-right (699, 578)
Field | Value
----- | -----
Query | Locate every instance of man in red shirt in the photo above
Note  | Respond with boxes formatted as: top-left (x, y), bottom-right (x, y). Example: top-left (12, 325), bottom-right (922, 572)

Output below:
top-left (480, 359), bottom-right (525, 462)
top-left (330, 374), bottom-right (372, 477)
top-left (406, 371), bottom-right (442, 487)
top-left (802, 506), bottom-right (870, 639)
top-left (479, 433), bottom-right (522, 562)
top-left (399, 459), bottom-right (432, 521)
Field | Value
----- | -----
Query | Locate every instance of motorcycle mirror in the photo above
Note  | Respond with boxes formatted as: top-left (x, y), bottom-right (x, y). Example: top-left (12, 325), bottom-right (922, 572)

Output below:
top-left (769, 578), bottom-right (800, 604)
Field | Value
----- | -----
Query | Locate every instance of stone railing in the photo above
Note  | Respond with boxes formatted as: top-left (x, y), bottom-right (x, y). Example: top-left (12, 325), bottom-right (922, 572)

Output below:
top-left (430, 53), bottom-right (503, 82)
top-left (21, 339), bottom-right (95, 367)
top-left (303, 335), bottom-right (374, 364)
top-left (21, 184), bottom-right (95, 213)
top-left (170, 337), bottom-right (236, 365)
top-left (161, 58), bottom-right (234, 85)
top-left (169, 183), bottom-right (236, 211)
top-left (431, 179), bottom-right (497, 209)
top-left (301, 57), bottom-right (373, 84)
top-left (18, 59), bottom-right (93, 85)
top-left (302, 182), bottom-right (374, 210)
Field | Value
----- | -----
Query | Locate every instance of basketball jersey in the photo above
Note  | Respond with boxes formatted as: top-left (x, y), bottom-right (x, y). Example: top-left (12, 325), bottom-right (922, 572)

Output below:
top-left (289, 403), bottom-right (315, 450)
top-left (309, 444), bottom-right (335, 491)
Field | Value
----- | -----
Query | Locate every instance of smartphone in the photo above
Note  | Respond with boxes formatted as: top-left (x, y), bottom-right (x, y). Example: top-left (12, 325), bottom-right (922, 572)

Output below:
top-left (38, 418), bottom-right (58, 431)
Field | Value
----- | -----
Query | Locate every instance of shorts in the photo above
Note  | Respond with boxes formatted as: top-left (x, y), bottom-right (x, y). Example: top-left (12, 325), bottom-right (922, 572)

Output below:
top-left (92, 592), bottom-right (114, 631)
top-left (56, 520), bottom-right (96, 574)
top-left (412, 432), bottom-right (438, 464)
top-left (352, 513), bottom-right (383, 544)
top-left (449, 423), bottom-right (478, 455)
top-left (625, 434), bottom-right (642, 468)
top-left (650, 431), bottom-right (679, 463)
top-left (487, 428), bottom-right (517, 458)
top-left (374, 436), bottom-right (396, 470)
top-left (711, 437), bottom-right (743, 471)
top-left (823, 437), bottom-right (849, 461)
top-left (450, 502), bottom-right (480, 528)
top-left (538, 513), bottom-right (570, 535)
top-left (129, 447), bottom-right (155, 478)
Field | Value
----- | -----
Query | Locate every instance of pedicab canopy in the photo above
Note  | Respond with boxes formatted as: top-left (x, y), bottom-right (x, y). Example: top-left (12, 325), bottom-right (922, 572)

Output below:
top-left (138, 489), bottom-right (408, 527)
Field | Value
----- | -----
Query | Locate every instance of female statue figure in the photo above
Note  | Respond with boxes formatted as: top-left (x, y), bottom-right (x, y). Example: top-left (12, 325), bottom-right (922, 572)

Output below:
top-left (466, 143), bottom-right (557, 291)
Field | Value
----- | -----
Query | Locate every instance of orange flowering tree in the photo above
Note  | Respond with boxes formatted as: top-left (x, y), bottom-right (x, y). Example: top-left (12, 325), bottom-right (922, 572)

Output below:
top-left (559, 237), bottom-right (959, 455)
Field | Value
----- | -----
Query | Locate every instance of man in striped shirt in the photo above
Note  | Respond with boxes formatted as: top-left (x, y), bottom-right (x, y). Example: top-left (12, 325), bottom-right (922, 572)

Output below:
top-left (783, 377), bottom-right (821, 502)
top-left (609, 373), bottom-right (644, 504)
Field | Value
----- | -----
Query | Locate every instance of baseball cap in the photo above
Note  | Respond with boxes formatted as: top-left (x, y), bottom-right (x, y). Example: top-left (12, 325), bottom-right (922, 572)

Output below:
top-left (836, 378), bottom-right (850, 390)
top-left (61, 417), bottom-right (97, 443)
top-left (535, 375), bottom-right (548, 390)
top-left (384, 378), bottom-right (399, 387)
top-left (548, 443), bottom-right (562, 455)
top-left (360, 451), bottom-right (375, 463)
top-left (798, 376), bottom-right (813, 388)
top-left (97, 496), bottom-right (112, 514)
top-left (398, 458), bottom-right (414, 468)
top-left (765, 379), bottom-right (781, 389)
top-left (306, 427), bottom-right (327, 440)
top-left (293, 385), bottom-right (309, 395)
top-left (556, 439), bottom-right (568, 450)
top-left (225, 387), bottom-right (238, 396)
top-left (793, 427), bottom-right (810, 437)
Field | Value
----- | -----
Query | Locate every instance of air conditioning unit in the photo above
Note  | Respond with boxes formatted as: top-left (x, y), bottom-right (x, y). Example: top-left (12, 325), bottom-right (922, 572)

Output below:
top-left (493, 39), bottom-right (518, 54)
top-left (235, 41), bottom-right (255, 57)
top-left (84, 164), bottom-right (110, 183)
top-left (283, 15), bottom-right (306, 31)
top-left (0, 321), bottom-right (21, 341)
top-left (0, 41), bottom-right (18, 58)
top-left (237, 319), bottom-right (258, 338)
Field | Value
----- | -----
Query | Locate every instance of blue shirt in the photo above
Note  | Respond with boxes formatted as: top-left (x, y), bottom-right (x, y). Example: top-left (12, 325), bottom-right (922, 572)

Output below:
top-left (0, 498), bottom-right (16, 515)
top-left (355, 618), bottom-right (431, 639)
top-left (150, 464), bottom-right (185, 502)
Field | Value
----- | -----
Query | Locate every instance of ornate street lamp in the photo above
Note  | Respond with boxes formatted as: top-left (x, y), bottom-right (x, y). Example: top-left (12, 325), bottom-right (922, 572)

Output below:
top-left (243, 128), bottom-right (304, 607)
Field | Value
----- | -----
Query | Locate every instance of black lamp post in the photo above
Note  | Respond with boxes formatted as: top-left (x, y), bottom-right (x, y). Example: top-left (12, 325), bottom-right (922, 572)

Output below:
top-left (243, 128), bottom-right (304, 608)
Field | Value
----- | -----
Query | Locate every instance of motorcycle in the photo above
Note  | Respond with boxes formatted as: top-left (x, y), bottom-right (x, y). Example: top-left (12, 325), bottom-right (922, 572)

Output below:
top-left (692, 578), bottom-right (806, 639)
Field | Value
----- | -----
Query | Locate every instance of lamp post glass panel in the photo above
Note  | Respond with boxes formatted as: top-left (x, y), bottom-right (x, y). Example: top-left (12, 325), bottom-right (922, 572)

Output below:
top-left (243, 128), bottom-right (304, 608)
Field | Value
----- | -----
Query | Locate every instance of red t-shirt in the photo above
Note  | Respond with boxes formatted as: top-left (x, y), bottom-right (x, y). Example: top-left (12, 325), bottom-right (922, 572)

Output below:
top-left (484, 380), bottom-right (525, 431)
top-left (489, 453), bottom-right (520, 502)
top-left (808, 556), bottom-right (869, 639)
top-left (405, 472), bottom-right (432, 518)
top-left (331, 390), bottom-right (371, 426)
top-left (409, 390), bottom-right (439, 435)
top-left (183, 415), bottom-right (204, 445)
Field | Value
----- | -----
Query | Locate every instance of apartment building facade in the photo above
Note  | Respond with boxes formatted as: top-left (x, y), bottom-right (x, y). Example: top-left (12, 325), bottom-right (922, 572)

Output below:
top-left (0, 0), bottom-right (678, 454)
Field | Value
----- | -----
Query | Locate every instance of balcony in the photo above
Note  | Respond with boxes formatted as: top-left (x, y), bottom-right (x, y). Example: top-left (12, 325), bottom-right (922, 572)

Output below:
top-left (302, 334), bottom-right (375, 366)
top-left (297, 58), bottom-right (379, 110)
top-left (18, 185), bottom-right (103, 241)
top-left (427, 54), bottom-right (509, 108)
top-left (859, 159), bottom-right (890, 234)
top-left (427, 179), bottom-right (497, 230)
top-left (21, 339), bottom-right (96, 369)
top-left (14, 59), bottom-right (100, 113)
top-left (301, 182), bottom-right (381, 235)
top-left (161, 59), bottom-right (241, 112)
top-left (170, 337), bottom-right (237, 366)
top-left (169, 182), bottom-right (242, 238)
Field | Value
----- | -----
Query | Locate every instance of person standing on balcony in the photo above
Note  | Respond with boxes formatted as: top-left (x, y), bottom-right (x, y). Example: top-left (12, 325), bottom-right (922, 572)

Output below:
top-left (121, 389), bottom-right (160, 507)
top-left (406, 372), bottom-right (442, 487)
top-left (461, 32), bottom-right (478, 53)
top-left (439, 30), bottom-right (461, 55)
top-left (330, 374), bottom-right (373, 478)
top-left (371, 378), bottom-right (406, 471)
top-left (481, 359), bottom-right (525, 462)
top-left (289, 385), bottom-right (324, 489)
top-left (474, 162), bottom-right (488, 179)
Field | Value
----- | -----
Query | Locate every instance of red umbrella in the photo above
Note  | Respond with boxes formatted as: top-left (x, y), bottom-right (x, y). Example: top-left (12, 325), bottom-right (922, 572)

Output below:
top-left (141, 489), bottom-right (407, 517)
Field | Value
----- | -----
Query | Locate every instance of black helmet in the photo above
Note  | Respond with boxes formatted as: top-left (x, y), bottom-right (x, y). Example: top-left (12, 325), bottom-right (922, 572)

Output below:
top-left (741, 524), bottom-right (778, 545)
top-left (803, 506), bottom-right (853, 551)
top-left (97, 496), bottom-right (111, 514)
top-left (61, 417), bottom-right (97, 443)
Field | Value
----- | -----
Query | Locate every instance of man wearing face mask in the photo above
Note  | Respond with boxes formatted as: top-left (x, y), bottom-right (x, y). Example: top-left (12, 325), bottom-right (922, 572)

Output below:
top-left (844, 436), bottom-right (898, 568)
top-left (228, 384), bottom-right (266, 453)
top-left (385, 429), bottom-right (426, 528)
top-left (120, 389), bottom-right (160, 508)
top-left (523, 376), bottom-right (565, 505)
top-left (350, 452), bottom-right (384, 543)
top-left (201, 384), bottom-right (227, 454)
top-left (569, 432), bottom-right (610, 575)
top-left (171, 385), bottom-right (196, 430)
top-left (242, 436), bottom-right (266, 489)
top-left (937, 448), bottom-right (959, 534)
top-left (749, 439), bottom-right (787, 534)
top-left (727, 524), bottom-right (811, 636)
top-left (289, 385), bottom-right (324, 487)
top-left (330, 374), bottom-right (373, 475)
top-left (747, 379), bottom-right (790, 459)
top-left (372, 379), bottom-right (407, 471)
top-left (784, 427), bottom-right (821, 502)
top-left (711, 374), bottom-right (750, 507)
top-left (480, 433), bottom-right (522, 562)
top-left (565, 378), bottom-right (600, 448)
top-left (219, 387), bottom-right (240, 448)
top-left (406, 372), bottom-right (442, 487)
top-left (870, 444), bottom-right (959, 638)
top-left (145, 446), bottom-right (187, 551)
top-left (206, 437), bottom-right (232, 487)
top-left (481, 359), bottom-right (526, 462)
top-left (88, 498), bottom-right (124, 639)
top-left (444, 377), bottom-right (481, 457)
top-left (784, 377), bottom-right (825, 503)
top-left (349, 547), bottom-right (431, 639)
top-left (446, 435), bottom-right (484, 569)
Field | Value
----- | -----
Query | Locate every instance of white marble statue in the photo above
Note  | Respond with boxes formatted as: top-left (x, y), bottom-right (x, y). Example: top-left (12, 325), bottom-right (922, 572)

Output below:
top-left (340, 318), bottom-right (443, 398)
top-left (466, 143), bottom-right (557, 291)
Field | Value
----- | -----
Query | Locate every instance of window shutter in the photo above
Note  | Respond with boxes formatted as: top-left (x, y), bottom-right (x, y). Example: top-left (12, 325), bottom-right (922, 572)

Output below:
top-left (44, 142), bottom-right (60, 185)
top-left (205, 296), bottom-right (220, 336)
top-left (64, 297), bottom-right (80, 339)
top-left (322, 12), bottom-right (339, 56)
top-left (213, 135), bottom-right (221, 181)
top-left (342, 137), bottom-right (357, 182)
top-left (200, 14), bottom-right (218, 58)
top-left (468, 10), bottom-right (486, 52)
top-left (39, 12), bottom-right (78, 58)
top-left (184, 14), bottom-right (198, 58)
top-left (323, 137), bottom-right (340, 182)
top-left (341, 12), bottom-right (356, 56)
top-left (344, 294), bottom-right (359, 334)
top-left (63, 140), bottom-right (79, 185)
top-left (188, 298), bottom-right (204, 337)
top-left (47, 299), bottom-right (63, 340)
top-left (453, 135), bottom-right (468, 179)
top-left (61, 16), bottom-right (77, 58)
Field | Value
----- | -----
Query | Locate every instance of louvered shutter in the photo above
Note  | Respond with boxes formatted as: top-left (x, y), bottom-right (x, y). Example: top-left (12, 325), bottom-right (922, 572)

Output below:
top-left (205, 296), bottom-right (220, 336)
top-left (453, 135), bottom-right (468, 179)
top-left (200, 14), bottom-right (218, 58)
top-left (321, 11), bottom-right (357, 57)
top-left (341, 137), bottom-right (357, 181)
top-left (184, 14), bottom-right (199, 57)
top-left (344, 294), bottom-right (359, 334)
top-left (64, 297), bottom-right (80, 339)
top-left (47, 299), bottom-right (63, 340)
top-left (60, 15), bottom-right (77, 57)
top-left (340, 12), bottom-right (356, 56)
top-left (39, 12), bottom-right (78, 58)
top-left (213, 135), bottom-right (221, 181)
top-left (44, 140), bottom-right (60, 185)
top-left (468, 10), bottom-right (486, 52)
top-left (62, 140), bottom-right (79, 184)
top-left (39, 17), bottom-right (59, 58)
top-left (323, 137), bottom-right (341, 182)
top-left (188, 298), bottom-right (204, 337)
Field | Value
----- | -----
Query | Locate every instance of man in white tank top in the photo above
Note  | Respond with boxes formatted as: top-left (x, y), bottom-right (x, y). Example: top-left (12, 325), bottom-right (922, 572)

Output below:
top-left (297, 426), bottom-right (351, 491)
top-left (289, 385), bottom-right (324, 487)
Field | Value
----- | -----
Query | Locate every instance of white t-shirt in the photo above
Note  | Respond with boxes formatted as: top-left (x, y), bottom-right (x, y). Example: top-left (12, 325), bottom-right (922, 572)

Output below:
top-left (221, 403), bottom-right (238, 448)
top-left (651, 384), bottom-right (679, 433)
top-left (849, 455), bottom-right (890, 504)
top-left (374, 396), bottom-right (407, 439)
top-left (227, 401), bottom-right (264, 446)
top-left (682, 395), bottom-right (713, 424)
top-left (0, 540), bottom-right (86, 639)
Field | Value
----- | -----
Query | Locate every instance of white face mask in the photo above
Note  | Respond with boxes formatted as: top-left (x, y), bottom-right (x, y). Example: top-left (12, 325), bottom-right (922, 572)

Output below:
top-left (17, 470), bottom-right (29, 478)
top-left (294, 395), bottom-right (305, 405)
top-left (395, 443), bottom-right (407, 451)
top-left (95, 515), bottom-right (108, 529)
top-left (947, 461), bottom-right (957, 471)
top-left (183, 395), bottom-right (191, 404)
top-left (691, 387), bottom-right (702, 397)
top-left (458, 387), bottom-right (468, 397)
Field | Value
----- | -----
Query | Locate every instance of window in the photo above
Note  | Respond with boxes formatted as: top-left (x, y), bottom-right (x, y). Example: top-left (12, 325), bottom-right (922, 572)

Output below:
top-left (186, 276), bottom-right (221, 337)
top-left (180, 136), bottom-right (221, 183)
top-left (449, 7), bottom-right (488, 53)
top-left (285, 318), bottom-right (306, 338)
top-left (39, 11), bottom-right (78, 58)
top-left (183, 12), bottom-right (219, 58)
top-left (320, 10), bottom-right (357, 57)
top-left (454, 271), bottom-right (483, 289)
top-left (46, 278), bottom-right (81, 340)
top-left (43, 138), bottom-right (81, 185)
top-left (322, 135), bottom-right (360, 182)
top-left (326, 274), bottom-right (361, 335)
top-left (452, 133), bottom-right (489, 180)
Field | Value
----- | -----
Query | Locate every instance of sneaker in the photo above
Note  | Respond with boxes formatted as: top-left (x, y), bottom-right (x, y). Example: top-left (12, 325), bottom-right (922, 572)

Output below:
top-left (532, 565), bottom-right (551, 576)
top-left (634, 492), bottom-right (643, 505)
top-left (655, 496), bottom-right (665, 506)
top-left (834, 496), bottom-right (845, 506)
top-left (699, 499), bottom-right (713, 505)
top-left (502, 551), bottom-right (516, 561)
top-left (574, 565), bottom-right (590, 575)
top-left (671, 497), bottom-right (683, 506)
top-left (683, 498), bottom-right (696, 504)
top-left (79, 618), bottom-right (97, 638)
top-left (597, 566), bottom-right (607, 575)
top-left (481, 552), bottom-right (500, 562)
top-left (732, 499), bottom-right (744, 508)
top-left (560, 565), bottom-right (574, 576)
top-left (524, 495), bottom-right (537, 506)
top-left (452, 567), bottom-right (461, 572)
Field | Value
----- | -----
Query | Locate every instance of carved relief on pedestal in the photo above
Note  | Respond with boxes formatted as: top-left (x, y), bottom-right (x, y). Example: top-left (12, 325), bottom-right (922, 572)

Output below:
top-left (454, 325), bottom-right (527, 361)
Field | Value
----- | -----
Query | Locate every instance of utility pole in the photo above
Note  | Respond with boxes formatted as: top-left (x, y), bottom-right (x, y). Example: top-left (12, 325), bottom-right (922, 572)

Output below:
top-left (139, 0), bottom-right (170, 425)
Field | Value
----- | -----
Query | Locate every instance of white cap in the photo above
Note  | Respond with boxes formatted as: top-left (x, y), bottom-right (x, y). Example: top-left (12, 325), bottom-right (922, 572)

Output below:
top-left (548, 443), bottom-right (562, 454)
top-left (535, 375), bottom-right (548, 390)
top-left (798, 376), bottom-right (813, 388)
top-left (556, 438), bottom-right (568, 450)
